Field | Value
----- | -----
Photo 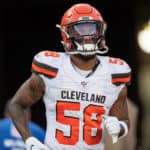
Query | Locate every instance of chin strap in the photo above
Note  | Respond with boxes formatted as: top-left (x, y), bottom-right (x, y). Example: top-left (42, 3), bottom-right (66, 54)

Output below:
top-left (65, 47), bottom-right (109, 55)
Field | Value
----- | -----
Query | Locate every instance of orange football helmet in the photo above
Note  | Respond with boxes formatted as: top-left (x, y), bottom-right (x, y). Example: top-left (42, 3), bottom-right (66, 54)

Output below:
top-left (56, 3), bottom-right (108, 55)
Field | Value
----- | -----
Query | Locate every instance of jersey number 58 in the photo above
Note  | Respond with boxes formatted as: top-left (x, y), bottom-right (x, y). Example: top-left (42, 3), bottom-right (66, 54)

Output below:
top-left (56, 101), bottom-right (105, 145)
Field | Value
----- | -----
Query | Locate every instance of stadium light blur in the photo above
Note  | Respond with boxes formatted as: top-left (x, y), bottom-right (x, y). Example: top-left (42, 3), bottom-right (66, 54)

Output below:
top-left (137, 20), bottom-right (150, 54)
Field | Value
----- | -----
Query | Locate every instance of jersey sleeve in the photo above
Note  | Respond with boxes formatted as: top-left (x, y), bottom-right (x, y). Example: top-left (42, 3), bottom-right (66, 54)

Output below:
top-left (31, 50), bottom-right (60, 78)
top-left (108, 57), bottom-right (131, 86)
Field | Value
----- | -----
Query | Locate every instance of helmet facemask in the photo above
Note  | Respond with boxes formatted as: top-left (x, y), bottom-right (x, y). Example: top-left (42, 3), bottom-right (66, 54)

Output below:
top-left (57, 20), bottom-right (108, 55)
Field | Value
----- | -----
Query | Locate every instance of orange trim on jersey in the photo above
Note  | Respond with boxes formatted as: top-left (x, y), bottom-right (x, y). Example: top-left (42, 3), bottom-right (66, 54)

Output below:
top-left (112, 76), bottom-right (131, 83)
top-left (32, 63), bottom-right (57, 77)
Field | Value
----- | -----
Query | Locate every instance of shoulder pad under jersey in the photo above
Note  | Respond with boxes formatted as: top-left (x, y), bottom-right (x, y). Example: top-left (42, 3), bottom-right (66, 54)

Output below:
top-left (108, 57), bottom-right (131, 86)
top-left (31, 50), bottom-right (62, 78)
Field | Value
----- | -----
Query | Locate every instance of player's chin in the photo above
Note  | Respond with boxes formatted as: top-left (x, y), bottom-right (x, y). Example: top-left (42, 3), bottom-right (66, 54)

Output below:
top-left (74, 54), bottom-right (96, 61)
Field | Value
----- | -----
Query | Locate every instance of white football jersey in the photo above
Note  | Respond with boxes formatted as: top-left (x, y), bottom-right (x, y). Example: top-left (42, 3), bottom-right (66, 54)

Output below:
top-left (31, 50), bottom-right (131, 150)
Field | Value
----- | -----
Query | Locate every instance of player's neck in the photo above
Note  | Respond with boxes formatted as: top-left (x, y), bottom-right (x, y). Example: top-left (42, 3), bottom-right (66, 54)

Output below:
top-left (70, 55), bottom-right (98, 71)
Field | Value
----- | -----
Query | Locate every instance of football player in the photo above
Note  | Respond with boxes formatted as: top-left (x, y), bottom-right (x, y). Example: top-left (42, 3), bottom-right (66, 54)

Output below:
top-left (9, 3), bottom-right (131, 150)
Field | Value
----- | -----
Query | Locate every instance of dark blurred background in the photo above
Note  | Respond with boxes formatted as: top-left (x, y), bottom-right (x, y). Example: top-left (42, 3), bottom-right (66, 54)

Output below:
top-left (0, 0), bottom-right (150, 149)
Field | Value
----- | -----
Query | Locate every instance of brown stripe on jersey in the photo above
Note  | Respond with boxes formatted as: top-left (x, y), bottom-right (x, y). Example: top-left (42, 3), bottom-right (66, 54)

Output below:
top-left (31, 58), bottom-right (58, 78)
top-left (112, 72), bottom-right (131, 86)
